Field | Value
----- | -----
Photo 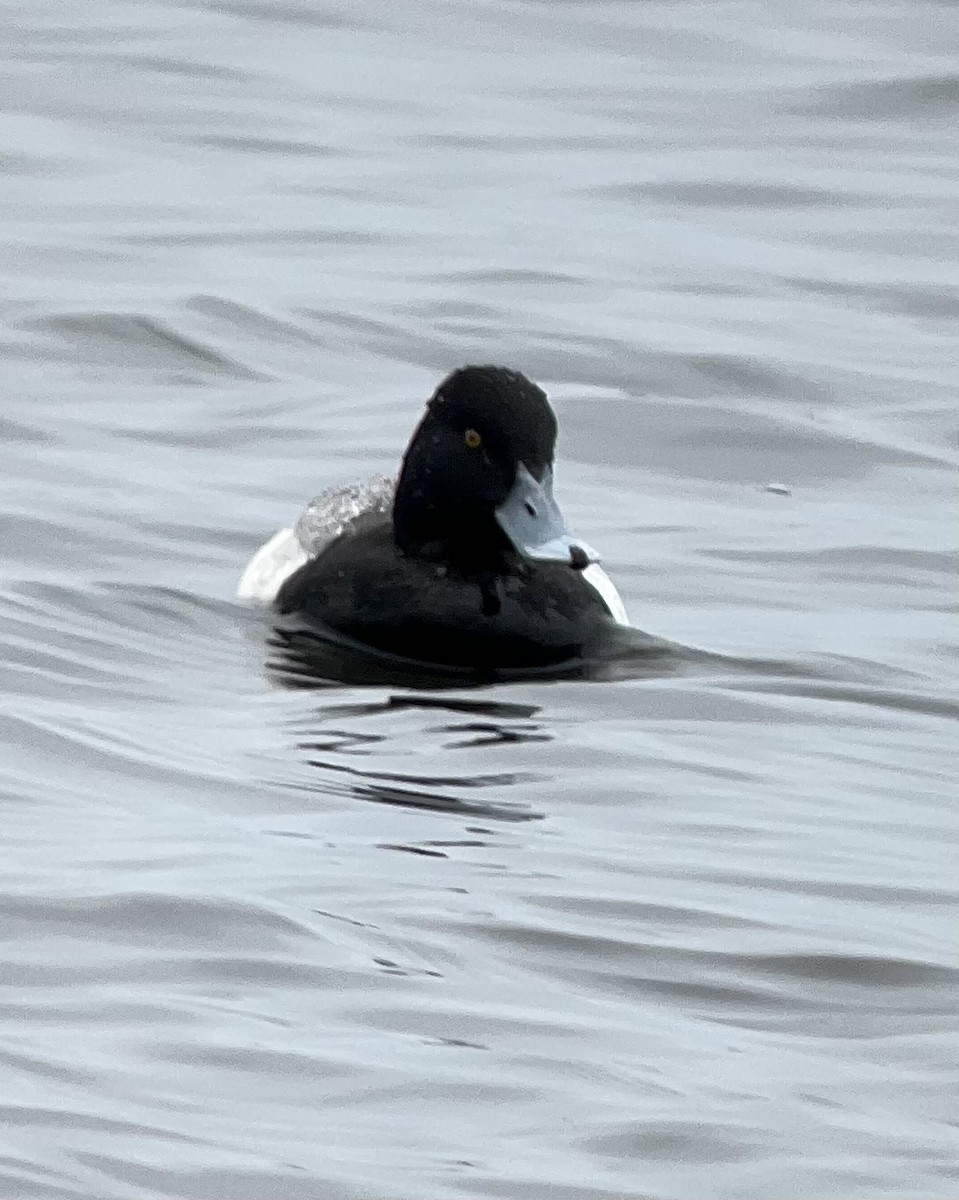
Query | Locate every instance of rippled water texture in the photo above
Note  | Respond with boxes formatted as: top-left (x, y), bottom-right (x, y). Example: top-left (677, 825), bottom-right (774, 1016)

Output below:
top-left (1, 2), bottom-right (957, 1197)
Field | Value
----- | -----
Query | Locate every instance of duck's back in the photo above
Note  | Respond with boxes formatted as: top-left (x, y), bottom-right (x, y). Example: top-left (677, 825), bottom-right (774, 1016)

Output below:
top-left (274, 520), bottom-right (616, 670)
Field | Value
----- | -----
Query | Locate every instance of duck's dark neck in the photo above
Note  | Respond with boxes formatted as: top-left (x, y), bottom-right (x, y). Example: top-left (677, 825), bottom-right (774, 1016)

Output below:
top-left (392, 485), bottom-right (510, 572)
top-left (392, 443), bottom-right (512, 574)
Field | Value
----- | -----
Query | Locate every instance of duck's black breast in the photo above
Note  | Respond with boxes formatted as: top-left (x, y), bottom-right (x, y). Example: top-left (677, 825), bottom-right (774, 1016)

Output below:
top-left (274, 519), bottom-right (616, 670)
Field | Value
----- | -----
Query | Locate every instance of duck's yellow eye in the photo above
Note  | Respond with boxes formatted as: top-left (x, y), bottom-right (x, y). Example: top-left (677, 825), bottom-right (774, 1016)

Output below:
top-left (464, 428), bottom-right (482, 449)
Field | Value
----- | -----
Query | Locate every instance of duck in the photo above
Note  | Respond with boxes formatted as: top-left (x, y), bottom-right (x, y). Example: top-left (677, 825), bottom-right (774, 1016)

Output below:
top-left (238, 366), bottom-right (629, 674)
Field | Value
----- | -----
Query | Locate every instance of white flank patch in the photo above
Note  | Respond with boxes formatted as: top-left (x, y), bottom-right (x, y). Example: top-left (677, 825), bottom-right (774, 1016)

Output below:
top-left (581, 562), bottom-right (630, 626)
top-left (236, 527), bottom-right (309, 603)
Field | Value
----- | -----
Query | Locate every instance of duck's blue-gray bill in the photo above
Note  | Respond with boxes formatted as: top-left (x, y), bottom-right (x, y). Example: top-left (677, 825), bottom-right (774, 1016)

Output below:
top-left (495, 464), bottom-right (600, 566)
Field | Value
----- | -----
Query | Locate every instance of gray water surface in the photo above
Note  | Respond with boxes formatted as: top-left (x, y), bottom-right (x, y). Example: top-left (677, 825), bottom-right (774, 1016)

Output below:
top-left (1, 2), bottom-right (957, 1198)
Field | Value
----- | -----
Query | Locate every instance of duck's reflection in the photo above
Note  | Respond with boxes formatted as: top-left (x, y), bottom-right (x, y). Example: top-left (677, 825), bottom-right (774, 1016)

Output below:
top-left (267, 623), bottom-right (596, 690)
top-left (285, 690), bottom-right (551, 823)
top-left (266, 615), bottom-right (690, 824)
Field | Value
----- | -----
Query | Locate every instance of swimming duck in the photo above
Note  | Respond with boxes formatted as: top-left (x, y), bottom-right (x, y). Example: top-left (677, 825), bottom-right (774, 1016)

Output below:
top-left (239, 366), bottom-right (628, 673)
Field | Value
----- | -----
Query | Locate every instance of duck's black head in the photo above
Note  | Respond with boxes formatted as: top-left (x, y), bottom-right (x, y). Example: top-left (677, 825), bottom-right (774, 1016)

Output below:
top-left (392, 365), bottom-right (596, 572)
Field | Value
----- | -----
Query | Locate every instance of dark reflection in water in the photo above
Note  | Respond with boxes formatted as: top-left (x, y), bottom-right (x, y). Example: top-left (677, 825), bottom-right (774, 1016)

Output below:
top-left (266, 615), bottom-right (684, 690)
top-left (289, 692), bottom-right (551, 822)
top-left (265, 610), bottom-right (915, 698)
